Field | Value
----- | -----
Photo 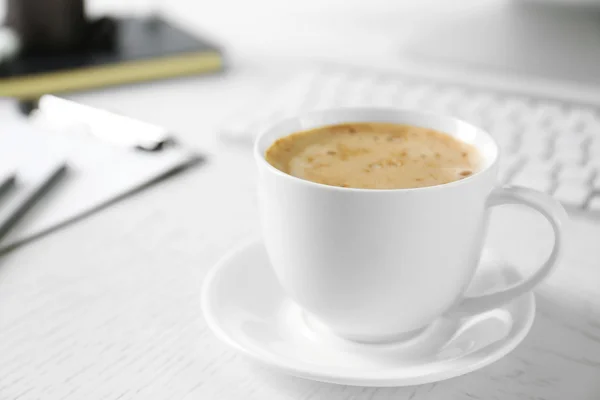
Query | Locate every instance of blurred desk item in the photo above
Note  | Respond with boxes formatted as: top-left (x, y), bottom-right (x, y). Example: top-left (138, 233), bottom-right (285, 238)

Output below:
top-left (0, 160), bottom-right (67, 244)
top-left (6, 0), bottom-right (90, 54)
top-left (0, 97), bottom-right (199, 252)
top-left (1, 0), bottom-right (223, 100)
top-left (0, 170), bottom-right (15, 199)
top-left (405, 1), bottom-right (600, 87)
top-left (0, 17), bottom-right (223, 101)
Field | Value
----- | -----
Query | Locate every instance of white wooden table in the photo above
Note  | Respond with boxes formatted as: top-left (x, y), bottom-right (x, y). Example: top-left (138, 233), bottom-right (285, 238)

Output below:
top-left (0, 56), bottom-right (598, 400)
top-left (1, 1), bottom-right (600, 397)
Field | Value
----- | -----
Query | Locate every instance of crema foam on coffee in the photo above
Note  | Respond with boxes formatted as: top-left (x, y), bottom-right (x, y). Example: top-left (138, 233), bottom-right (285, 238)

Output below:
top-left (265, 122), bottom-right (482, 189)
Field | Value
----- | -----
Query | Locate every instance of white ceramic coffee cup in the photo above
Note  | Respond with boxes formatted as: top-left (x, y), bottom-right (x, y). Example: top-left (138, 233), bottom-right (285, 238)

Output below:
top-left (255, 108), bottom-right (567, 343)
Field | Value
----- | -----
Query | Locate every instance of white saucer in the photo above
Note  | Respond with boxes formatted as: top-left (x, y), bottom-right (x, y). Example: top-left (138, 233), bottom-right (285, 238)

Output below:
top-left (201, 240), bottom-right (535, 387)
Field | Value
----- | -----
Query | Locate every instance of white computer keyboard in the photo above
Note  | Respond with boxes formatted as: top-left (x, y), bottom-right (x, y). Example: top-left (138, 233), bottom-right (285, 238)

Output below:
top-left (220, 66), bottom-right (600, 214)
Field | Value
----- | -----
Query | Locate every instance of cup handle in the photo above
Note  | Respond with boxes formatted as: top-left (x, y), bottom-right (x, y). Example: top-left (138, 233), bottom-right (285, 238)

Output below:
top-left (456, 186), bottom-right (568, 314)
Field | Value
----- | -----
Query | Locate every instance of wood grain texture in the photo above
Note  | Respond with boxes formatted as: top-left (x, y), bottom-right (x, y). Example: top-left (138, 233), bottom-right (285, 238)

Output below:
top-left (0, 62), bottom-right (599, 399)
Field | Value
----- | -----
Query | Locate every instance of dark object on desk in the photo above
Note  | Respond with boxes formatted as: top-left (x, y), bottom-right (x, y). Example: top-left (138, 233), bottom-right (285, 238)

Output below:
top-left (18, 99), bottom-right (38, 115)
top-left (0, 16), bottom-right (224, 100)
top-left (5, 0), bottom-right (89, 54)
top-left (0, 172), bottom-right (16, 202)
top-left (0, 161), bottom-right (68, 246)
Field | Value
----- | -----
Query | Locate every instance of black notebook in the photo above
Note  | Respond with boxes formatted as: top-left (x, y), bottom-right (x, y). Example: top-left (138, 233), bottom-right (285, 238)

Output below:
top-left (0, 17), bottom-right (224, 100)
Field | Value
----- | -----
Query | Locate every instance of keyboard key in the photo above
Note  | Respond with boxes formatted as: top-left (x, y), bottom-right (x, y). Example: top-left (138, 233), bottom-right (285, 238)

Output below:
top-left (553, 146), bottom-right (583, 165)
top-left (553, 182), bottom-right (590, 208)
top-left (398, 84), bottom-right (435, 108)
top-left (587, 195), bottom-right (600, 211)
top-left (558, 165), bottom-right (593, 184)
top-left (428, 87), bottom-right (463, 112)
top-left (511, 170), bottom-right (553, 193)
top-left (592, 173), bottom-right (600, 189)
top-left (589, 154), bottom-right (600, 164)
top-left (495, 135), bottom-right (518, 153)
top-left (587, 155), bottom-right (600, 171)
top-left (467, 94), bottom-right (498, 121)
top-left (555, 135), bottom-right (587, 151)
top-left (524, 159), bottom-right (556, 174)
top-left (578, 108), bottom-right (600, 134)
top-left (588, 139), bottom-right (600, 158)
top-left (502, 97), bottom-right (531, 123)
top-left (498, 155), bottom-right (521, 183)
top-left (527, 102), bottom-right (562, 128)
top-left (487, 100), bottom-right (516, 122)
top-left (562, 107), bottom-right (597, 133)
top-left (519, 133), bottom-right (550, 158)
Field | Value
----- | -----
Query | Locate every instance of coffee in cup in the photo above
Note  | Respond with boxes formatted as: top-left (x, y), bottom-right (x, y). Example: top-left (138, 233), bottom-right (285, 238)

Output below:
top-left (265, 122), bottom-right (482, 189)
